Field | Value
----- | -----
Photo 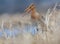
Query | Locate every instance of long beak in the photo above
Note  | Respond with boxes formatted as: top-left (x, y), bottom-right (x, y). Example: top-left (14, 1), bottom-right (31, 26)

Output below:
top-left (24, 3), bottom-right (35, 13)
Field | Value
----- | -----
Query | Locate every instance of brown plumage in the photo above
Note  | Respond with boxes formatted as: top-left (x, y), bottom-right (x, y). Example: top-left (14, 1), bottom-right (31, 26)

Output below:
top-left (25, 3), bottom-right (47, 32)
top-left (25, 3), bottom-right (40, 20)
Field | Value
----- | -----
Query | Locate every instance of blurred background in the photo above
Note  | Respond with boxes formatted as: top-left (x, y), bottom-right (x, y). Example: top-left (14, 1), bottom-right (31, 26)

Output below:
top-left (0, 0), bottom-right (60, 14)
top-left (0, 0), bottom-right (60, 44)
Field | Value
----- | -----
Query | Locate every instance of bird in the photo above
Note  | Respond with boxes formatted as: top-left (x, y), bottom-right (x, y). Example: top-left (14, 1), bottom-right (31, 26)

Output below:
top-left (25, 3), bottom-right (40, 20)
top-left (25, 3), bottom-right (47, 33)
